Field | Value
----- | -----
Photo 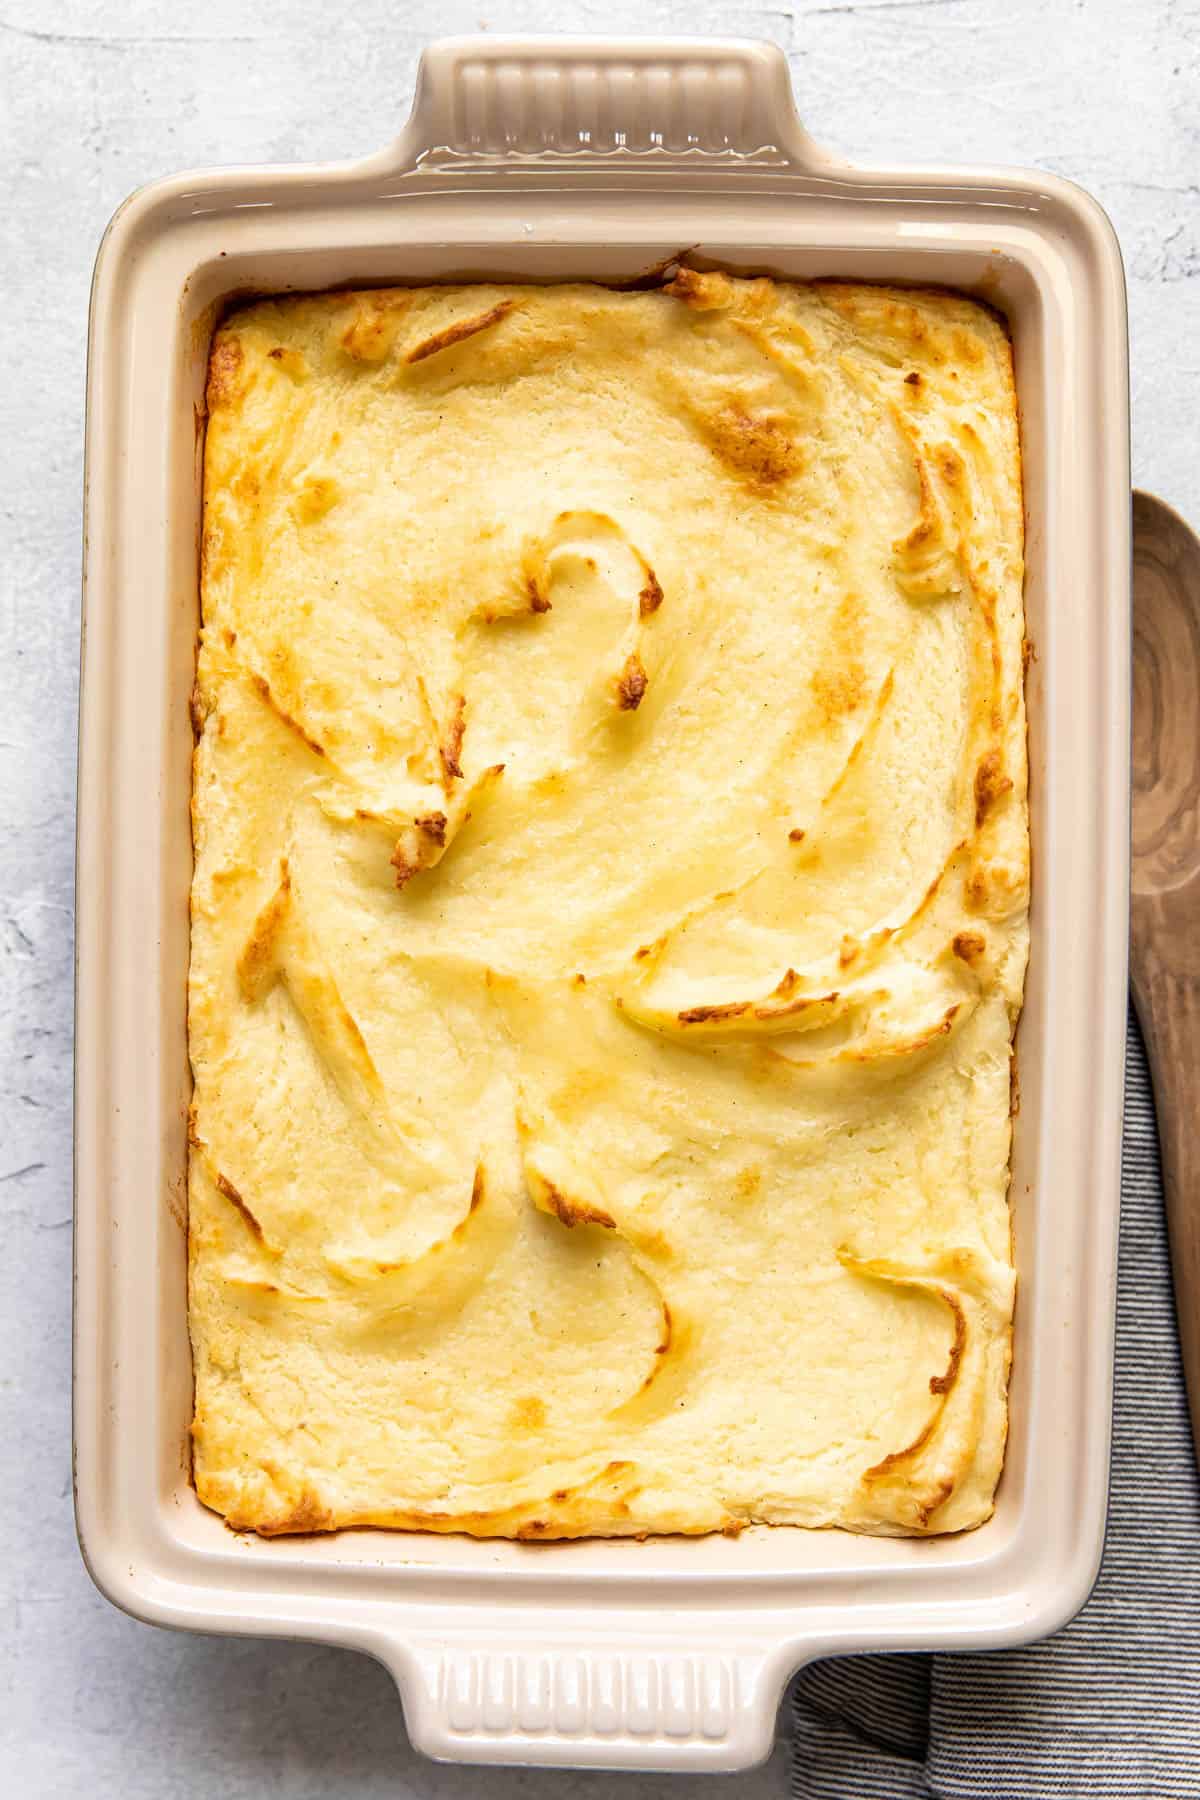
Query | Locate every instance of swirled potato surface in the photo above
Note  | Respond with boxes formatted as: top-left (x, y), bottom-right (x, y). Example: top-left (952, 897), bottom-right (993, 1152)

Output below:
top-left (188, 274), bottom-right (1027, 1539)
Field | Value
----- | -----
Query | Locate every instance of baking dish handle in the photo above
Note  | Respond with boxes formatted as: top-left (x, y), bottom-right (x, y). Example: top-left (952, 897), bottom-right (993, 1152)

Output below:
top-left (395, 35), bottom-right (821, 168)
top-left (385, 1631), bottom-right (790, 1771)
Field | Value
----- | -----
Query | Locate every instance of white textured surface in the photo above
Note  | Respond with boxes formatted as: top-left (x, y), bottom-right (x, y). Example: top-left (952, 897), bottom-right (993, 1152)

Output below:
top-left (0, 1), bottom-right (1194, 1794)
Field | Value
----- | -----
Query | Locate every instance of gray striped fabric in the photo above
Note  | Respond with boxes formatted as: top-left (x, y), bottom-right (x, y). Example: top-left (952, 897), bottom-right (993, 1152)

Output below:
top-left (791, 1012), bottom-right (1200, 1797)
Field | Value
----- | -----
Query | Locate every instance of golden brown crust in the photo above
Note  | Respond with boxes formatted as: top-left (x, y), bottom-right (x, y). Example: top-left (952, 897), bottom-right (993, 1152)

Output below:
top-left (439, 693), bottom-right (466, 782)
top-left (205, 334), bottom-right (244, 411)
top-left (638, 571), bottom-right (664, 617)
top-left (952, 930), bottom-right (987, 967)
top-left (677, 1000), bottom-right (749, 1026)
top-left (248, 673), bottom-right (326, 758)
top-left (340, 295), bottom-right (409, 363)
top-left (253, 1488), bottom-right (337, 1538)
top-left (691, 400), bottom-right (802, 488)
top-left (190, 275), bottom-right (1026, 1542)
top-left (616, 653), bottom-right (648, 711)
top-left (214, 1172), bottom-right (269, 1247)
top-left (404, 300), bottom-right (516, 365)
top-left (974, 747), bottom-right (1014, 828)
top-left (663, 266), bottom-right (735, 310)
top-left (235, 860), bottom-right (291, 1002)
top-left (540, 1179), bottom-right (617, 1232)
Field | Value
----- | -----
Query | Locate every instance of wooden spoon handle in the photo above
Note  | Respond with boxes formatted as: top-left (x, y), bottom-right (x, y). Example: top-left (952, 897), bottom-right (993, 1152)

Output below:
top-left (1132, 957), bottom-right (1200, 1464)
top-left (1131, 488), bottom-right (1200, 1470)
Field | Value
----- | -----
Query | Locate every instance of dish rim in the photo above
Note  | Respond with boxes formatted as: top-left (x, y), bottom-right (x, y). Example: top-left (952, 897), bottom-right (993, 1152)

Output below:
top-left (75, 33), bottom-right (1131, 1772)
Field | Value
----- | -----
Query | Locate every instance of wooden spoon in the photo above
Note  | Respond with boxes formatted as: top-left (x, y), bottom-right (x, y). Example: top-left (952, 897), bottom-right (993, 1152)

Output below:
top-left (1130, 488), bottom-right (1200, 1468)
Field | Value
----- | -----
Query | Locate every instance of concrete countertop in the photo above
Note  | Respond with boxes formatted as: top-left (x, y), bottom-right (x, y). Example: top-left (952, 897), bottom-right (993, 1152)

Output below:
top-left (2, 0), bottom-right (1196, 1792)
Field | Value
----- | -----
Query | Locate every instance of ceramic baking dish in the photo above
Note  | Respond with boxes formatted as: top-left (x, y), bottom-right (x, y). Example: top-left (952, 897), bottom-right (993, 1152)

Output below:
top-left (75, 35), bottom-right (1130, 1773)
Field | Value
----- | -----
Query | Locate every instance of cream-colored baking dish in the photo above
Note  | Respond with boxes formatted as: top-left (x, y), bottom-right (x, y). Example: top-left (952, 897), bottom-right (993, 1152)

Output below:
top-left (76, 36), bottom-right (1130, 1773)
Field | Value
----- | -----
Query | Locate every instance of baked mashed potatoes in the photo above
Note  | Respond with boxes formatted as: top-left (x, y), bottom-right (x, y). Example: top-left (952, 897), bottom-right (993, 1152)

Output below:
top-left (189, 273), bottom-right (1028, 1540)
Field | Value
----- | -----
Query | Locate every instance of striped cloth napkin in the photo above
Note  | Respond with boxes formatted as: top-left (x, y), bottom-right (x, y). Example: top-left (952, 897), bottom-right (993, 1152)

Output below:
top-left (791, 1012), bottom-right (1200, 1798)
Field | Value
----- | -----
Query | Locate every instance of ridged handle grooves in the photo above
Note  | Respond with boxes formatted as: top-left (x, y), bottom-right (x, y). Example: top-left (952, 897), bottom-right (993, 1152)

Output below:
top-left (398, 1639), bottom-right (777, 1769)
top-left (404, 36), bottom-right (809, 164)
